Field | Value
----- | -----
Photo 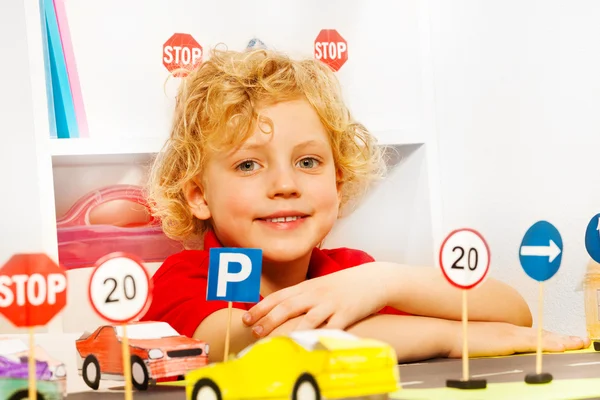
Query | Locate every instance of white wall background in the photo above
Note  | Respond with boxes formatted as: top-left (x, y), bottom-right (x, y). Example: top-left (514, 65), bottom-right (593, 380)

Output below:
top-left (1, 0), bottom-right (599, 340)
top-left (0, 0), bottom-right (57, 334)
top-left (0, 0), bottom-right (43, 261)
top-left (429, 0), bottom-right (600, 337)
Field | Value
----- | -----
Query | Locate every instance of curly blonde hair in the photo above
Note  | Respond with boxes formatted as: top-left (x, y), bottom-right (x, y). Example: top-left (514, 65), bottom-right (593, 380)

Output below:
top-left (147, 47), bottom-right (385, 244)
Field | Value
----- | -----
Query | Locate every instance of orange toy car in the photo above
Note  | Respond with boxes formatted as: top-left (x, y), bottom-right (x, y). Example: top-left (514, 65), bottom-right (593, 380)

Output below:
top-left (75, 321), bottom-right (209, 390)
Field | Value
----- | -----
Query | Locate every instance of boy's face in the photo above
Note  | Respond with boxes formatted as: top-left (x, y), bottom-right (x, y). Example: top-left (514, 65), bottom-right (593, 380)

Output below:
top-left (191, 99), bottom-right (340, 263)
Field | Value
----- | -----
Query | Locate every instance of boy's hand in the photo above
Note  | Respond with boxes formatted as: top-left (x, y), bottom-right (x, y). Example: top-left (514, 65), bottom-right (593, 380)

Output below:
top-left (242, 264), bottom-right (393, 337)
top-left (451, 321), bottom-right (590, 358)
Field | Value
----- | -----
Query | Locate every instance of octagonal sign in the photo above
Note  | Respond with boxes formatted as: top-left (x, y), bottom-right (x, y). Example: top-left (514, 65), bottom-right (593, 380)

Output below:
top-left (314, 29), bottom-right (348, 72)
top-left (163, 33), bottom-right (203, 77)
top-left (0, 254), bottom-right (67, 327)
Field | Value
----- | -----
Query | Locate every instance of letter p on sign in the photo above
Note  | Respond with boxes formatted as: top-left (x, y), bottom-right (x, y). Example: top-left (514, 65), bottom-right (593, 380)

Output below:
top-left (207, 248), bottom-right (262, 303)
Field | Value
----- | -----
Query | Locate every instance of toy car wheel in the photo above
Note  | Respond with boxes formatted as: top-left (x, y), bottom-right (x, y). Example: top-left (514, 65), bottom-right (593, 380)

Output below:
top-left (82, 354), bottom-right (101, 390)
top-left (8, 390), bottom-right (45, 400)
top-left (191, 378), bottom-right (222, 400)
top-left (292, 373), bottom-right (321, 400)
top-left (131, 355), bottom-right (150, 390)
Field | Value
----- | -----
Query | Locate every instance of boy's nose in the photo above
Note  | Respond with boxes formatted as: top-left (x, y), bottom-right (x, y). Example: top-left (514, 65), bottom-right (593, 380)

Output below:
top-left (267, 166), bottom-right (300, 199)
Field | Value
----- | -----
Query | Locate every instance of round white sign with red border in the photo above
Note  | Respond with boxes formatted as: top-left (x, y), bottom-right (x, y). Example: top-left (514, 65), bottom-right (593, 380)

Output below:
top-left (88, 252), bottom-right (152, 323)
top-left (439, 228), bottom-right (491, 289)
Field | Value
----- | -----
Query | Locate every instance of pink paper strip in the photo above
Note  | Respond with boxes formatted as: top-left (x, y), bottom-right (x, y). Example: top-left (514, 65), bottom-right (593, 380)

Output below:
top-left (52, 0), bottom-right (89, 138)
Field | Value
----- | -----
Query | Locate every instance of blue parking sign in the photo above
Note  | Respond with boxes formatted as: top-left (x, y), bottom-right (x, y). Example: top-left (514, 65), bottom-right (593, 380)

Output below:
top-left (207, 248), bottom-right (262, 303)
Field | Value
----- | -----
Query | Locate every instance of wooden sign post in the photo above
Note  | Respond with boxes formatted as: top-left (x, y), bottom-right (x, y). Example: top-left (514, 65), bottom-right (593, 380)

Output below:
top-left (89, 252), bottom-right (153, 399)
top-left (206, 248), bottom-right (263, 361)
top-left (439, 228), bottom-right (491, 390)
top-left (519, 220), bottom-right (563, 384)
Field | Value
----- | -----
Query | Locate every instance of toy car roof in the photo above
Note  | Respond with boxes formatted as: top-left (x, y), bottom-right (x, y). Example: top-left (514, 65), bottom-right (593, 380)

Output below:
top-left (78, 321), bottom-right (183, 341)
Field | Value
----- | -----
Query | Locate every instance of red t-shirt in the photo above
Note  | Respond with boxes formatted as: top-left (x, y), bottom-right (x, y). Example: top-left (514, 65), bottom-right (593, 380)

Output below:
top-left (141, 230), bottom-right (406, 337)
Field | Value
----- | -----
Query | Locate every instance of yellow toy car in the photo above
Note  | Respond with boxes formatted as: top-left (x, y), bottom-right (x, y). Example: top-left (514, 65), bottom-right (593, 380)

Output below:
top-left (185, 329), bottom-right (399, 400)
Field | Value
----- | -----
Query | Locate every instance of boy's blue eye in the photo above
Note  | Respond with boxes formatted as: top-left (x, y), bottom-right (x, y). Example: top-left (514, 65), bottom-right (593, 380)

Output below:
top-left (297, 157), bottom-right (320, 169)
top-left (237, 160), bottom-right (259, 172)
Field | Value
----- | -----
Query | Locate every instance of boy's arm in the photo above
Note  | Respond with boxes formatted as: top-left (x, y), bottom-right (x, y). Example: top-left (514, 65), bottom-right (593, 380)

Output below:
top-left (244, 262), bottom-right (532, 338)
top-left (345, 314), bottom-right (586, 362)
top-left (193, 308), bottom-right (453, 363)
top-left (195, 310), bottom-right (586, 364)
top-left (348, 315), bottom-right (454, 362)
top-left (373, 262), bottom-right (533, 327)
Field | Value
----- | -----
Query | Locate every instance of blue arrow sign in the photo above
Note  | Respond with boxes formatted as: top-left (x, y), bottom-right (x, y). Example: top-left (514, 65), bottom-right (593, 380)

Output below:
top-left (585, 213), bottom-right (600, 264)
top-left (519, 221), bottom-right (563, 281)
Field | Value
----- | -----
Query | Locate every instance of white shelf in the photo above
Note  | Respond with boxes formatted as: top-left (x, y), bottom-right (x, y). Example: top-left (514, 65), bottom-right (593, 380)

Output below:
top-left (49, 136), bottom-right (167, 157)
top-left (375, 129), bottom-right (427, 146)
top-left (49, 136), bottom-right (167, 166)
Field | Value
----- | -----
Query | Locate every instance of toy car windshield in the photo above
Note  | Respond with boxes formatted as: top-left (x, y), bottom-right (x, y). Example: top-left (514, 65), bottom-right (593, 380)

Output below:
top-left (289, 329), bottom-right (359, 350)
top-left (115, 322), bottom-right (180, 340)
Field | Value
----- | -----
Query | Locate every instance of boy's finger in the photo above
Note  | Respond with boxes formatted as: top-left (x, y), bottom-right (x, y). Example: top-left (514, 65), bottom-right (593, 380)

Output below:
top-left (252, 296), bottom-right (310, 337)
top-left (561, 335), bottom-right (587, 350)
top-left (244, 287), bottom-right (297, 325)
top-left (542, 332), bottom-right (585, 351)
top-left (324, 313), bottom-right (351, 331)
top-left (295, 305), bottom-right (332, 331)
top-left (541, 335), bottom-right (566, 353)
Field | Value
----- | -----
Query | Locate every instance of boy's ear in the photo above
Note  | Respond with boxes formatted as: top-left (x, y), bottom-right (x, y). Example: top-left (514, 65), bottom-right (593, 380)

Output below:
top-left (183, 178), bottom-right (211, 220)
top-left (336, 169), bottom-right (344, 199)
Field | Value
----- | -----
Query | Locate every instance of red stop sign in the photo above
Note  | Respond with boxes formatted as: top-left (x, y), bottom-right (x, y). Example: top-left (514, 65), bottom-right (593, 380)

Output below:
top-left (0, 254), bottom-right (67, 327)
top-left (163, 33), bottom-right (203, 77)
top-left (314, 29), bottom-right (348, 72)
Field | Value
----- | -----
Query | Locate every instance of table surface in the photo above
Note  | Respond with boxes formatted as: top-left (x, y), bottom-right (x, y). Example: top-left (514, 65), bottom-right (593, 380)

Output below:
top-left (67, 346), bottom-right (600, 400)
top-left (394, 348), bottom-right (600, 399)
top-left (4, 332), bottom-right (600, 400)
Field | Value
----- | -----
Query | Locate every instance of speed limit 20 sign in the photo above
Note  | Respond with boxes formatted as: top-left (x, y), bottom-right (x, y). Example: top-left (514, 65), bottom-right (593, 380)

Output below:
top-left (439, 228), bottom-right (491, 290)
top-left (89, 253), bottom-right (152, 323)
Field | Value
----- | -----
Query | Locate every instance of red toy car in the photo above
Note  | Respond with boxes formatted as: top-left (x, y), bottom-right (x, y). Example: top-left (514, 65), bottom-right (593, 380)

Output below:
top-left (75, 321), bottom-right (209, 390)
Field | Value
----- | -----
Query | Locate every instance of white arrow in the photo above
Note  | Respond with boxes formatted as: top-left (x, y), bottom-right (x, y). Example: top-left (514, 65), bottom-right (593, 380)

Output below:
top-left (520, 239), bottom-right (561, 263)
top-left (597, 216), bottom-right (600, 240)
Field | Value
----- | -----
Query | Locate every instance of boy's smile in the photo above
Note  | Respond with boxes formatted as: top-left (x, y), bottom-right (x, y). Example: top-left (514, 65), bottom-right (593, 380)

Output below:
top-left (186, 98), bottom-right (341, 286)
top-left (256, 211), bottom-right (309, 231)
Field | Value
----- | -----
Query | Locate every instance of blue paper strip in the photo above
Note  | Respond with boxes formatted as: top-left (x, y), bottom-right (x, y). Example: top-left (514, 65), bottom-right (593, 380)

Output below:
top-left (44, 0), bottom-right (78, 138)
top-left (38, 0), bottom-right (57, 138)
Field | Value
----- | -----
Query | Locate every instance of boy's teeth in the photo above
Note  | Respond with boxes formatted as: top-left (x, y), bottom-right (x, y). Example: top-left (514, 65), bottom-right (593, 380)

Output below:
top-left (267, 216), bottom-right (300, 222)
